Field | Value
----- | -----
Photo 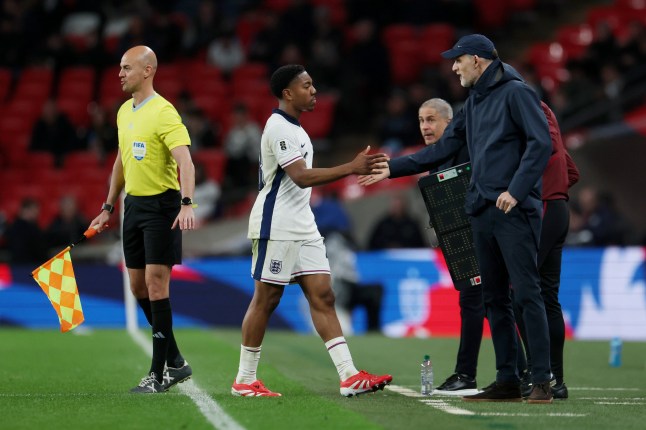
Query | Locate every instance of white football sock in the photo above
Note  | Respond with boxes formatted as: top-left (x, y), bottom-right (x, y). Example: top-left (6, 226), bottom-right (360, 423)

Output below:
top-left (325, 336), bottom-right (359, 381)
top-left (235, 345), bottom-right (262, 384)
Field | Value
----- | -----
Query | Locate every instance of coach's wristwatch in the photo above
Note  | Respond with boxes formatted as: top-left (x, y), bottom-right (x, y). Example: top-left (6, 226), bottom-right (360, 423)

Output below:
top-left (101, 203), bottom-right (114, 214)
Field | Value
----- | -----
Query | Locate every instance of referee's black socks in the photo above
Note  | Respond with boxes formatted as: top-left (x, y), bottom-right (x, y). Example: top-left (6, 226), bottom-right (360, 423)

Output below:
top-left (138, 297), bottom-right (185, 368)
top-left (150, 298), bottom-right (173, 382)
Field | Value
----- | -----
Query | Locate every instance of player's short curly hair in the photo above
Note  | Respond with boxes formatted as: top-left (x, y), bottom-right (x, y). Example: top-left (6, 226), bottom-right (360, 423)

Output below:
top-left (270, 64), bottom-right (306, 99)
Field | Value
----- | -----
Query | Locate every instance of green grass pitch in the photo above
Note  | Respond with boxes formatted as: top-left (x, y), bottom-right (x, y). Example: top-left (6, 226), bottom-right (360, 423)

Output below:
top-left (1, 328), bottom-right (644, 430)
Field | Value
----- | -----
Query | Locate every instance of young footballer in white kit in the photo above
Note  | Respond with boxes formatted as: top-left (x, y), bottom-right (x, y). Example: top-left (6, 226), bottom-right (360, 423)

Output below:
top-left (231, 64), bottom-right (393, 397)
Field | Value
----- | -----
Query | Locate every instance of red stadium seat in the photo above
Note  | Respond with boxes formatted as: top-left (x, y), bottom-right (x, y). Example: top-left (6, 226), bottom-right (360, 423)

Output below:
top-left (63, 151), bottom-right (102, 170)
top-left (192, 94), bottom-right (231, 125)
top-left (59, 66), bottom-right (95, 84)
top-left (18, 66), bottom-right (53, 85)
top-left (263, 0), bottom-right (292, 12)
top-left (382, 24), bottom-right (416, 47)
top-left (12, 81), bottom-right (51, 105)
top-left (557, 24), bottom-right (594, 59)
top-left (587, 6), bottom-right (630, 41)
top-left (58, 80), bottom-right (94, 101)
top-left (508, 0), bottom-right (537, 11)
top-left (0, 114), bottom-right (34, 136)
top-left (184, 61), bottom-right (224, 84)
top-left (233, 62), bottom-right (269, 80)
top-left (388, 40), bottom-right (422, 85)
top-left (99, 66), bottom-right (127, 110)
top-left (187, 79), bottom-right (229, 101)
top-left (12, 67), bottom-right (53, 103)
top-left (231, 78), bottom-right (272, 100)
top-left (527, 42), bottom-right (566, 70)
top-left (192, 148), bottom-right (227, 183)
top-left (420, 24), bottom-right (456, 65)
top-left (473, 0), bottom-right (510, 29)
top-left (56, 97), bottom-right (91, 128)
top-left (4, 99), bottom-right (43, 123)
top-left (29, 152), bottom-right (56, 170)
top-left (236, 13), bottom-right (266, 52)
top-left (300, 94), bottom-right (337, 139)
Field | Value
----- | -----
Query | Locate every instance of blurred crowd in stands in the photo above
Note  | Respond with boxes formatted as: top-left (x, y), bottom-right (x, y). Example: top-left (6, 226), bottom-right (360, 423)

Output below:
top-left (1, 0), bottom-right (644, 263)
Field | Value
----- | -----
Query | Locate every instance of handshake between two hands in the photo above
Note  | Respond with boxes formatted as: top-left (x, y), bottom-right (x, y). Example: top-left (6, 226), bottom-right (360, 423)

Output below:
top-left (355, 146), bottom-right (391, 186)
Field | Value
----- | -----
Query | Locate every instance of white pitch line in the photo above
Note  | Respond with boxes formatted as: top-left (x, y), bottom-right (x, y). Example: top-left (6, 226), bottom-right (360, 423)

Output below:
top-left (419, 398), bottom-right (476, 416)
top-left (595, 402), bottom-right (646, 405)
top-left (480, 412), bottom-right (587, 417)
top-left (129, 329), bottom-right (244, 430)
top-left (386, 385), bottom-right (474, 416)
top-left (579, 397), bottom-right (646, 400)
top-left (386, 385), bottom-right (590, 418)
top-left (569, 387), bottom-right (641, 391)
top-left (385, 384), bottom-right (426, 397)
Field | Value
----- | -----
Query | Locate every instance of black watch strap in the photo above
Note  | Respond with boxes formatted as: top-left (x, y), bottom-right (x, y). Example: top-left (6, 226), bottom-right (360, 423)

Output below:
top-left (101, 203), bottom-right (114, 214)
top-left (181, 197), bottom-right (193, 206)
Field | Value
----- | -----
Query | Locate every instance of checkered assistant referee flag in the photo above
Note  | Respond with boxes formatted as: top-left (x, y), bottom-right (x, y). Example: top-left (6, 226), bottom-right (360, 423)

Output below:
top-left (32, 247), bottom-right (84, 332)
top-left (31, 226), bottom-right (103, 332)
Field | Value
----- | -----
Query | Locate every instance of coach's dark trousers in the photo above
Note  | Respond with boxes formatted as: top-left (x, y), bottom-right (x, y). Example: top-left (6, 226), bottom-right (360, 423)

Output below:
top-left (470, 204), bottom-right (551, 384)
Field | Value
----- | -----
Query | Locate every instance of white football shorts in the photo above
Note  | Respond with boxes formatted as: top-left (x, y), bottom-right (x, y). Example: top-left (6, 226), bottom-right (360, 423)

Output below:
top-left (251, 237), bottom-right (331, 285)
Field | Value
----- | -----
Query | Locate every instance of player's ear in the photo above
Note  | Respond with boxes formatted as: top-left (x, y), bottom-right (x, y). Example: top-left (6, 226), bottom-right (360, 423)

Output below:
top-left (282, 88), bottom-right (292, 101)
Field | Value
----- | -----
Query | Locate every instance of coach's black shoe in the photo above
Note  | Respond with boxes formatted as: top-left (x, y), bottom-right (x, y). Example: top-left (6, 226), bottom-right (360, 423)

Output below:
top-left (521, 370), bottom-right (533, 397)
top-left (480, 380), bottom-right (496, 391)
top-left (434, 373), bottom-right (477, 394)
top-left (163, 360), bottom-right (193, 390)
top-left (130, 372), bottom-right (165, 393)
top-left (527, 381), bottom-right (553, 404)
top-left (551, 380), bottom-right (569, 399)
top-left (463, 381), bottom-right (522, 402)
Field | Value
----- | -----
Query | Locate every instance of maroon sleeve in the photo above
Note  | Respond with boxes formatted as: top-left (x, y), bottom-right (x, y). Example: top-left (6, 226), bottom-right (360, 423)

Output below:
top-left (564, 149), bottom-right (580, 188)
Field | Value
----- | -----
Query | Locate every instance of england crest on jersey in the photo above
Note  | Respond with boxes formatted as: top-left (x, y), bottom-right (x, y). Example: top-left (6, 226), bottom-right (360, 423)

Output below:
top-left (270, 259), bottom-right (282, 274)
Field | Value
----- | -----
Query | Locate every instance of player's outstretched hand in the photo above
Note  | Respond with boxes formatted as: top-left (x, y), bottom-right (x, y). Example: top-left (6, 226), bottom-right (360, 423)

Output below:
top-left (358, 162), bottom-right (391, 186)
top-left (351, 146), bottom-right (389, 175)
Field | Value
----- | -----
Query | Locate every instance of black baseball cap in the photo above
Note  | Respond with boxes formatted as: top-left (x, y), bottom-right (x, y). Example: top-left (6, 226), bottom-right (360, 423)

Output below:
top-left (441, 34), bottom-right (496, 60)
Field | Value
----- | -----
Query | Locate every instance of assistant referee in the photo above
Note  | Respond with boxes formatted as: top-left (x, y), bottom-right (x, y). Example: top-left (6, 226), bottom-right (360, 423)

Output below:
top-left (90, 45), bottom-right (196, 394)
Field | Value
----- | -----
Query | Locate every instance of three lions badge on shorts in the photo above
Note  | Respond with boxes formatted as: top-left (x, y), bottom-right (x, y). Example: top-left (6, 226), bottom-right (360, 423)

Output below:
top-left (270, 259), bottom-right (282, 274)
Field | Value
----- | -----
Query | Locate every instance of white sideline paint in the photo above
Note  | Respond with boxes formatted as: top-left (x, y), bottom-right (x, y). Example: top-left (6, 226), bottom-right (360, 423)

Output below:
top-left (480, 412), bottom-right (587, 417)
top-left (129, 328), bottom-right (244, 430)
top-left (386, 385), bottom-right (475, 416)
top-left (569, 387), bottom-right (640, 391)
top-left (386, 385), bottom-right (592, 418)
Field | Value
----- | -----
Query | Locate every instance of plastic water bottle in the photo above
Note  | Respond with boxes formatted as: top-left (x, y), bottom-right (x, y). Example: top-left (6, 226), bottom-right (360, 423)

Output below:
top-left (609, 337), bottom-right (623, 367)
top-left (421, 354), bottom-right (434, 395)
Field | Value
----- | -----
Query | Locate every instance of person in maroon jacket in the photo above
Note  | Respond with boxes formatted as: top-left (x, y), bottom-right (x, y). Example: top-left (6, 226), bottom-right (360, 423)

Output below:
top-left (514, 101), bottom-right (580, 400)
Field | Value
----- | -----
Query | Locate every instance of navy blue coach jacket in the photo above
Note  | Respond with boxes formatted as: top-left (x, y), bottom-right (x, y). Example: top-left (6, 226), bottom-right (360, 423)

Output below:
top-left (389, 59), bottom-right (551, 217)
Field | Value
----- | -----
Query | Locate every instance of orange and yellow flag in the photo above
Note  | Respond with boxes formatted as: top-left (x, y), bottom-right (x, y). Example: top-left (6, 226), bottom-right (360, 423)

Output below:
top-left (32, 246), bottom-right (85, 332)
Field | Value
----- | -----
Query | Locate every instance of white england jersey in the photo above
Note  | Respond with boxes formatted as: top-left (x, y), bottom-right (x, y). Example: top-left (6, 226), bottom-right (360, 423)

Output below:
top-left (248, 109), bottom-right (320, 240)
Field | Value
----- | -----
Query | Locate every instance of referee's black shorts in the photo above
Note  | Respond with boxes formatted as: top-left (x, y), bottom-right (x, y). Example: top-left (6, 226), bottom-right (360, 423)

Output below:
top-left (123, 189), bottom-right (182, 268)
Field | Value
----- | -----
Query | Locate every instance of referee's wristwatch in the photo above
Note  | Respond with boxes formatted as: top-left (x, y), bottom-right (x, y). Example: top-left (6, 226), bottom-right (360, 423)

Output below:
top-left (181, 197), bottom-right (197, 208)
top-left (101, 203), bottom-right (114, 214)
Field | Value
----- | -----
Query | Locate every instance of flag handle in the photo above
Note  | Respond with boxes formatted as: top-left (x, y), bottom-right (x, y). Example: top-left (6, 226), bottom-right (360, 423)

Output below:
top-left (71, 224), bottom-right (107, 248)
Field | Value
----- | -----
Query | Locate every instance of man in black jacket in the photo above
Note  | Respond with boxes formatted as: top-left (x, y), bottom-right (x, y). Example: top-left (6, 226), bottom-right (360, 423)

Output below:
top-left (361, 34), bottom-right (553, 403)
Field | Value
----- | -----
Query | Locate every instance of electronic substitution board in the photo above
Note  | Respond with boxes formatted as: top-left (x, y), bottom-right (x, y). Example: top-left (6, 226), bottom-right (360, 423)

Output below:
top-left (418, 162), bottom-right (482, 290)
